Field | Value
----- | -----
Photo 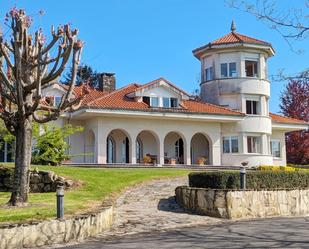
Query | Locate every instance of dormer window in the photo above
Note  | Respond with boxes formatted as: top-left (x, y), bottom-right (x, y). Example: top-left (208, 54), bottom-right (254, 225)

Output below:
top-left (170, 98), bottom-right (178, 107)
top-left (163, 97), bottom-right (178, 108)
top-left (142, 96), bottom-right (150, 105)
top-left (220, 62), bottom-right (237, 78)
top-left (150, 97), bottom-right (159, 107)
top-left (245, 60), bottom-right (258, 77)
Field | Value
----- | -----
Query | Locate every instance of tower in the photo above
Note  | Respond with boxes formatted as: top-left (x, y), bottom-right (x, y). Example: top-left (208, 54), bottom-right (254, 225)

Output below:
top-left (193, 22), bottom-right (276, 166)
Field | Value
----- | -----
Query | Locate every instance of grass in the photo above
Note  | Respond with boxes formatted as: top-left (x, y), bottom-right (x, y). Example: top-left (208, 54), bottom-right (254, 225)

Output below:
top-left (0, 165), bottom-right (190, 224)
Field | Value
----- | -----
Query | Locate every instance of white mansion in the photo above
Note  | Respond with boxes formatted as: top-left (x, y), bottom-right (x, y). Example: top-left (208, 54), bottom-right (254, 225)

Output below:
top-left (1, 24), bottom-right (307, 166)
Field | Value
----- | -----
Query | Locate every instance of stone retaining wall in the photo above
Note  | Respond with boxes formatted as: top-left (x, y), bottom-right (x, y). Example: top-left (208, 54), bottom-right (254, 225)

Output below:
top-left (175, 186), bottom-right (309, 219)
top-left (0, 167), bottom-right (74, 192)
top-left (0, 206), bottom-right (113, 249)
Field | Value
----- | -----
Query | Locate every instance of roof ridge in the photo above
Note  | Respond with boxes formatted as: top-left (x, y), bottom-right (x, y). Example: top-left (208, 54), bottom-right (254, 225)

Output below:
top-left (234, 32), bottom-right (270, 45)
top-left (86, 83), bottom-right (139, 106)
top-left (232, 32), bottom-right (243, 43)
top-left (134, 77), bottom-right (190, 97)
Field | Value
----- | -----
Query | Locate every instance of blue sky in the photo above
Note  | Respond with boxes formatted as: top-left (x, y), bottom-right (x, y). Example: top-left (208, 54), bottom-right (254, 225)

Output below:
top-left (0, 0), bottom-right (308, 113)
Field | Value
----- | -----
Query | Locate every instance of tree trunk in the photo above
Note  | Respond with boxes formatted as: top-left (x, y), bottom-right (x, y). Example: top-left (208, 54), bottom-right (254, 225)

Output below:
top-left (8, 117), bottom-right (33, 206)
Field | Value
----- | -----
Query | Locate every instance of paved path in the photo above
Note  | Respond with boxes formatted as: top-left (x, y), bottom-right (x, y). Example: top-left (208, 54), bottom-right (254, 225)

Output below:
top-left (50, 177), bottom-right (221, 248)
top-left (56, 217), bottom-right (309, 249)
top-left (98, 177), bottom-right (221, 238)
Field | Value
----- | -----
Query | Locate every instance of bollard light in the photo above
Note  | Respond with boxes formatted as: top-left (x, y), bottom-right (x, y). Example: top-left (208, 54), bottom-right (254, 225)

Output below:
top-left (56, 185), bottom-right (64, 219)
top-left (240, 166), bottom-right (246, 190)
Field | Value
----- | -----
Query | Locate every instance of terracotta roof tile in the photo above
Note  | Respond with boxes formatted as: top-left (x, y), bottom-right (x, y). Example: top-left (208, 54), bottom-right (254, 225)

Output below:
top-left (270, 113), bottom-right (308, 125)
top-left (82, 83), bottom-right (243, 116)
top-left (210, 32), bottom-right (271, 46)
top-left (193, 32), bottom-right (273, 57)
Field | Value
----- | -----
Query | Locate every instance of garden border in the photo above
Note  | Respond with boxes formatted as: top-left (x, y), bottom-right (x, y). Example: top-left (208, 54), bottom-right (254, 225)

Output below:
top-left (0, 205), bottom-right (113, 249)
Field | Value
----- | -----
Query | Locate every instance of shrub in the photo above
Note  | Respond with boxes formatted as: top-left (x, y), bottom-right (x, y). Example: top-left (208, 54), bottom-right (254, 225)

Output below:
top-left (257, 165), bottom-right (300, 171)
top-left (189, 171), bottom-right (309, 190)
top-left (32, 124), bottom-right (83, 166)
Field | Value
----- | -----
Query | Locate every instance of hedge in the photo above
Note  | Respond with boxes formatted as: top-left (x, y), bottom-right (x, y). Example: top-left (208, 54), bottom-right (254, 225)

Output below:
top-left (189, 171), bottom-right (309, 190)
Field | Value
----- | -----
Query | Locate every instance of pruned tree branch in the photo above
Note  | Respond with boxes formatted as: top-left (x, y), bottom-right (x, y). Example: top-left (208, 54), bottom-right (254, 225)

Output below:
top-left (0, 7), bottom-right (88, 205)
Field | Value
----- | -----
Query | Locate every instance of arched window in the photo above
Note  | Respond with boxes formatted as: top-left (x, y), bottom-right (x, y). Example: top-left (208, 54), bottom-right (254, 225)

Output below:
top-left (136, 138), bottom-right (143, 163)
top-left (107, 136), bottom-right (115, 163)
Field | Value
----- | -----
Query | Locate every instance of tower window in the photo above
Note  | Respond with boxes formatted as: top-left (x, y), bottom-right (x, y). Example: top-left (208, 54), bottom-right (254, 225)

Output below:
top-left (205, 66), bottom-right (214, 81)
top-left (247, 136), bottom-right (261, 153)
top-left (221, 63), bottom-right (237, 78)
top-left (246, 100), bottom-right (258, 115)
top-left (223, 136), bottom-right (239, 153)
top-left (245, 60), bottom-right (258, 77)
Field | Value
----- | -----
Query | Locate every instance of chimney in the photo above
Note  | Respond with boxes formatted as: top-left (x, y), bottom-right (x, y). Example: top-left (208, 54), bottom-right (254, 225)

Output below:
top-left (98, 72), bottom-right (116, 92)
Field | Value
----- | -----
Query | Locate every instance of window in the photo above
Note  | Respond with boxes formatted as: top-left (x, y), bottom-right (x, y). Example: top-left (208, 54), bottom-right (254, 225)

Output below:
top-left (163, 97), bottom-right (170, 108)
top-left (247, 136), bottom-right (261, 153)
top-left (54, 96), bottom-right (62, 107)
top-left (221, 63), bottom-right (237, 78)
top-left (229, 62), bottom-right (237, 77)
top-left (223, 136), bottom-right (239, 153)
top-left (245, 60), bottom-right (258, 77)
top-left (246, 100), bottom-right (258, 115)
top-left (205, 66), bottom-right (214, 81)
top-left (143, 96), bottom-right (150, 105)
top-left (170, 98), bottom-right (178, 108)
top-left (270, 140), bottom-right (281, 158)
top-left (221, 63), bottom-right (228, 77)
top-left (150, 97), bottom-right (159, 107)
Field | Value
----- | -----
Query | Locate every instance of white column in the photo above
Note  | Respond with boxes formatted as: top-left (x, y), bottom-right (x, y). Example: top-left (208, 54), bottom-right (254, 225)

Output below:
top-left (95, 125), bottom-right (107, 164)
top-left (261, 134), bottom-right (268, 155)
top-left (184, 137), bottom-right (191, 165)
top-left (130, 134), bottom-right (137, 164)
top-left (158, 136), bottom-right (165, 166)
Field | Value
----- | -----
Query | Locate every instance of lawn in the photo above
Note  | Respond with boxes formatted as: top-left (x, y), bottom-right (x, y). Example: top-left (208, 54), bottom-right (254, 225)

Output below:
top-left (0, 166), bottom-right (190, 224)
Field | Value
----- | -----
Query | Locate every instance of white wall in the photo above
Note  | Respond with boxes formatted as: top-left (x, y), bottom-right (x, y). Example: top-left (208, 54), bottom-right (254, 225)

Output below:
top-left (271, 130), bottom-right (287, 166)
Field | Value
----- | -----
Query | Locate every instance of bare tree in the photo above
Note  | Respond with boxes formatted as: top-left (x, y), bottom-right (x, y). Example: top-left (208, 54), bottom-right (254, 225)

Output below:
top-left (227, 0), bottom-right (309, 49)
top-left (227, 0), bottom-right (309, 79)
top-left (0, 8), bottom-right (87, 206)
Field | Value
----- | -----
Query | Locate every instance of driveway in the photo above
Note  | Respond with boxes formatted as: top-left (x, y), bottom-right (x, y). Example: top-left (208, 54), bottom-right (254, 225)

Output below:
top-left (56, 217), bottom-right (309, 248)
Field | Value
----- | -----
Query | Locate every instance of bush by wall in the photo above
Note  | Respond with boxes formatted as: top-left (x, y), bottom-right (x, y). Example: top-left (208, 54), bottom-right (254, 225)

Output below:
top-left (189, 171), bottom-right (309, 190)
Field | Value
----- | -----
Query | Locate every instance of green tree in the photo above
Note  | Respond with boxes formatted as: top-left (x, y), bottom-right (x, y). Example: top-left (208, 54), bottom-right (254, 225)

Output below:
top-left (63, 64), bottom-right (101, 88)
top-left (32, 124), bottom-right (83, 166)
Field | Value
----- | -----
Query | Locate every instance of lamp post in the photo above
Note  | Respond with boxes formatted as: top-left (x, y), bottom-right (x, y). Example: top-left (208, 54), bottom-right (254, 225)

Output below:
top-left (240, 166), bottom-right (246, 190)
top-left (56, 185), bottom-right (64, 219)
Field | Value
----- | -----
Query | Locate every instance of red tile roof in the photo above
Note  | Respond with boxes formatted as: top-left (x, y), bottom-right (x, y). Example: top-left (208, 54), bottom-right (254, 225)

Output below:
top-left (81, 83), bottom-right (243, 116)
top-left (193, 32), bottom-right (273, 57)
top-left (210, 32), bottom-right (271, 46)
top-left (270, 113), bottom-right (308, 125)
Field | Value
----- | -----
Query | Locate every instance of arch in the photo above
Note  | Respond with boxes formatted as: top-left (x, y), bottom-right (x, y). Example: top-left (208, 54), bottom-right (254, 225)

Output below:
top-left (85, 130), bottom-right (95, 163)
top-left (190, 132), bottom-right (212, 165)
top-left (136, 130), bottom-right (160, 164)
top-left (106, 129), bottom-right (131, 163)
top-left (164, 131), bottom-right (187, 164)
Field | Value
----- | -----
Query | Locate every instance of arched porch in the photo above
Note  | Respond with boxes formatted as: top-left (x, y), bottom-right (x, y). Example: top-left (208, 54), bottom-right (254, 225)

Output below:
top-left (106, 129), bottom-right (131, 164)
top-left (190, 132), bottom-right (212, 165)
top-left (136, 130), bottom-right (160, 164)
top-left (164, 131), bottom-right (187, 165)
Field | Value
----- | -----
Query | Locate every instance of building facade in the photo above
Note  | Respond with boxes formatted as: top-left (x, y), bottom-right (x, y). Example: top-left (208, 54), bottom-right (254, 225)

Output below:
top-left (1, 24), bottom-right (307, 166)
